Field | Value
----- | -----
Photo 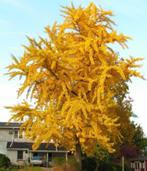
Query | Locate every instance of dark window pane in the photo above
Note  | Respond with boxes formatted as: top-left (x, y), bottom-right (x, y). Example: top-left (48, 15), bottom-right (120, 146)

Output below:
top-left (14, 130), bottom-right (18, 138)
top-left (17, 151), bottom-right (23, 160)
top-left (48, 153), bottom-right (52, 161)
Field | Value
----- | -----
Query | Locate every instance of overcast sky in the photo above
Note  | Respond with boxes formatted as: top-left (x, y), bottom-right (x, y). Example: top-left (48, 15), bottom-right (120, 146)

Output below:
top-left (0, 0), bottom-right (147, 134)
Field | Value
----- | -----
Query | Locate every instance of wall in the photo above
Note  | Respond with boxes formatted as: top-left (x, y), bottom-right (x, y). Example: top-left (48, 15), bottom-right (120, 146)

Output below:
top-left (0, 128), bottom-right (31, 165)
top-left (0, 129), bottom-right (12, 155)
top-left (7, 150), bottom-right (17, 164)
top-left (0, 128), bottom-right (32, 143)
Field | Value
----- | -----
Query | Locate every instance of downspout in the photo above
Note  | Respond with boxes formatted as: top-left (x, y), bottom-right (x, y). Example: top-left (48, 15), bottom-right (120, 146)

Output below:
top-left (10, 128), bottom-right (14, 147)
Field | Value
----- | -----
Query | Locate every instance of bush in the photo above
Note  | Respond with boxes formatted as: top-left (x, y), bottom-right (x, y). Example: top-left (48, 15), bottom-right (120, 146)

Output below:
top-left (98, 161), bottom-right (132, 171)
top-left (82, 157), bottom-right (97, 171)
top-left (52, 157), bottom-right (78, 170)
top-left (81, 156), bottom-right (132, 171)
top-left (0, 153), bottom-right (11, 168)
top-left (52, 157), bottom-right (66, 166)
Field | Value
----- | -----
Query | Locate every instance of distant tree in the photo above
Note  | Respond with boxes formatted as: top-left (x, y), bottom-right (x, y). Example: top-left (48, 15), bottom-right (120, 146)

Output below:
top-left (115, 122), bottom-right (147, 159)
top-left (120, 144), bottom-right (139, 159)
top-left (7, 3), bottom-right (143, 170)
top-left (132, 123), bottom-right (147, 151)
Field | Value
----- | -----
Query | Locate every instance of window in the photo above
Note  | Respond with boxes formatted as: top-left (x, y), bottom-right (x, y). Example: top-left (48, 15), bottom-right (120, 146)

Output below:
top-left (17, 151), bottom-right (23, 160)
top-left (48, 153), bottom-right (52, 161)
top-left (14, 130), bottom-right (18, 138)
top-left (140, 161), bottom-right (145, 169)
top-left (33, 152), bottom-right (38, 157)
top-left (131, 162), bottom-right (134, 168)
top-left (136, 162), bottom-right (137, 169)
top-left (137, 162), bottom-right (139, 169)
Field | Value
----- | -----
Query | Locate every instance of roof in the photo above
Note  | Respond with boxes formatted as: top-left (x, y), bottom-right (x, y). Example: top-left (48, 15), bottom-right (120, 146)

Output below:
top-left (0, 122), bottom-right (22, 128)
top-left (7, 142), bottom-right (66, 152)
top-left (130, 156), bottom-right (147, 161)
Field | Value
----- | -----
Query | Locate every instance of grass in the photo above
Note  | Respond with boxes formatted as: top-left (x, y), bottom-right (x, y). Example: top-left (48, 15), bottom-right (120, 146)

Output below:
top-left (21, 166), bottom-right (43, 171)
top-left (0, 166), bottom-right (44, 171)
top-left (0, 168), bottom-right (18, 171)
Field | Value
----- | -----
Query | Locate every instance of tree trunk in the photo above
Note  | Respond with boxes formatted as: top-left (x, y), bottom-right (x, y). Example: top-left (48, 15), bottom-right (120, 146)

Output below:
top-left (75, 143), bottom-right (82, 171)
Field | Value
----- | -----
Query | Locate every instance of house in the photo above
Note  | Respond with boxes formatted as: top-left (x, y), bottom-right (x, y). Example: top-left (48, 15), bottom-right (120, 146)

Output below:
top-left (130, 156), bottom-right (147, 171)
top-left (0, 122), bottom-right (68, 166)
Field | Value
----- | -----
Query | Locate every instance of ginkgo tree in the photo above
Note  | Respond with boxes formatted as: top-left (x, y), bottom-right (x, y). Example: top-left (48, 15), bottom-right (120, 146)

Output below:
top-left (7, 3), bottom-right (143, 170)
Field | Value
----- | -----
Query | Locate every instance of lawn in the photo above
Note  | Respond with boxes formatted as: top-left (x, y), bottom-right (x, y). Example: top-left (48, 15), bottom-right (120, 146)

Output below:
top-left (0, 167), bottom-right (44, 171)
top-left (20, 167), bottom-right (44, 171)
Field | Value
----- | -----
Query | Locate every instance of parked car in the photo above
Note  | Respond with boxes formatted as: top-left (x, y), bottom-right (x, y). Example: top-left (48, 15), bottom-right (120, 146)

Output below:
top-left (30, 156), bottom-right (43, 166)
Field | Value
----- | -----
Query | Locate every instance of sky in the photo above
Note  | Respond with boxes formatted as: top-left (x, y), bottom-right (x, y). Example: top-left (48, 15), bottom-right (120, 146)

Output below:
top-left (0, 0), bottom-right (147, 134)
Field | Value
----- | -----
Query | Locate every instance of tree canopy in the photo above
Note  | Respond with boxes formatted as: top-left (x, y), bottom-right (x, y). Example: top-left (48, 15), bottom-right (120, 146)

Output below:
top-left (7, 3), bottom-right (142, 157)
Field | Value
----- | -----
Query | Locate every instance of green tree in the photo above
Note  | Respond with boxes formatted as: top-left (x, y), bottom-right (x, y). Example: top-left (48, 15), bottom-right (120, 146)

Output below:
top-left (132, 123), bottom-right (147, 153)
top-left (115, 122), bottom-right (147, 159)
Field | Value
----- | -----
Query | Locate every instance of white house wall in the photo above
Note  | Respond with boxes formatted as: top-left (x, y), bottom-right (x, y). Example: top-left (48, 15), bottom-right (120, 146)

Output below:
top-left (0, 128), bottom-right (32, 143)
top-left (7, 151), bottom-right (17, 165)
top-left (0, 129), bottom-right (12, 155)
top-left (0, 129), bottom-right (13, 141)
top-left (0, 128), bottom-right (30, 164)
top-left (0, 141), bottom-right (7, 154)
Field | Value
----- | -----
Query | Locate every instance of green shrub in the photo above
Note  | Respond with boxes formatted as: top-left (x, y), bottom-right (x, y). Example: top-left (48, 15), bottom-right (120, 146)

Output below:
top-left (0, 153), bottom-right (11, 168)
top-left (82, 157), bottom-right (97, 171)
top-left (98, 161), bottom-right (131, 171)
top-left (52, 156), bottom-right (79, 170)
top-left (52, 157), bottom-right (66, 166)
